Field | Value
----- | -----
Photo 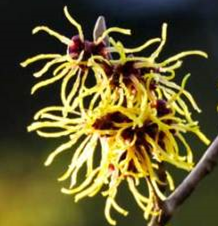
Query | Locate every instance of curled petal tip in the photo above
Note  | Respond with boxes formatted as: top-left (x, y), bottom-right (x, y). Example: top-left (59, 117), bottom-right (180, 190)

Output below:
top-left (30, 88), bottom-right (35, 95)
top-left (61, 187), bottom-right (69, 194)
top-left (194, 51), bottom-right (208, 59)
top-left (27, 125), bottom-right (32, 132)
top-left (63, 6), bottom-right (69, 16)
top-left (32, 27), bottom-right (39, 35)
top-left (57, 176), bottom-right (64, 182)
top-left (33, 72), bottom-right (41, 78)
top-left (163, 22), bottom-right (168, 27)
top-left (20, 62), bottom-right (26, 67)
top-left (203, 52), bottom-right (208, 58)
top-left (44, 158), bottom-right (52, 166)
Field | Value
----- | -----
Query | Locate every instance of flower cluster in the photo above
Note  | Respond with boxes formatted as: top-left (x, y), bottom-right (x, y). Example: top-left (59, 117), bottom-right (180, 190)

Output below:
top-left (21, 6), bottom-right (210, 225)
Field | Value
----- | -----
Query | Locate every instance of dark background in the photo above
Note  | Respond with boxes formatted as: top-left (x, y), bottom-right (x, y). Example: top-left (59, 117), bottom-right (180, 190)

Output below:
top-left (1, 0), bottom-right (218, 226)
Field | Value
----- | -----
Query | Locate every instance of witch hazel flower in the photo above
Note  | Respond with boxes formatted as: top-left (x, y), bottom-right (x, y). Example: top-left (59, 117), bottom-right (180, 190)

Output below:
top-left (22, 6), bottom-right (210, 225)
top-left (21, 6), bottom-right (131, 116)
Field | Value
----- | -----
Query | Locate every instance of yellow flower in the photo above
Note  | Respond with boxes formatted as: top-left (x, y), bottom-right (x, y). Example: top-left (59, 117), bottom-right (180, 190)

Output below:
top-left (28, 73), bottom-right (209, 225)
top-left (20, 6), bottom-right (131, 116)
top-left (24, 6), bottom-right (210, 225)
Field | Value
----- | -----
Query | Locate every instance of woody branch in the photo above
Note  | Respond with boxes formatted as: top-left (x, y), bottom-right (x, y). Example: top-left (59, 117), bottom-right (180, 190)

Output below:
top-left (149, 135), bottom-right (218, 226)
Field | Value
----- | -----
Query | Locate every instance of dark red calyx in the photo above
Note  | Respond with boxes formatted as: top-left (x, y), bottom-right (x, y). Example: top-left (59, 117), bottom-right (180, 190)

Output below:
top-left (108, 164), bottom-right (115, 172)
top-left (108, 62), bottom-right (142, 87)
top-left (127, 159), bottom-right (138, 173)
top-left (117, 62), bottom-right (140, 78)
top-left (68, 35), bottom-right (108, 60)
top-left (156, 99), bottom-right (172, 117)
top-left (149, 79), bottom-right (158, 90)
top-left (143, 123), bottom-right (159, 139)
top-left (92, 117), bottom-right (114, 130)
top-left (121, 128), bottom-right (134, 143)
top-left (92, 112), bottom-right (131, 131)
top-left (68, 35), bottom-right (84, 59)
top-left (121, 122), bottom-right (159, 147)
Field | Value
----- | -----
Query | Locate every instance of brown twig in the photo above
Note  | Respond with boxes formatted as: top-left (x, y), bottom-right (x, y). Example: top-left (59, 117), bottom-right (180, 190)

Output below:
top-left (149, 135), bottom-right (218, 226)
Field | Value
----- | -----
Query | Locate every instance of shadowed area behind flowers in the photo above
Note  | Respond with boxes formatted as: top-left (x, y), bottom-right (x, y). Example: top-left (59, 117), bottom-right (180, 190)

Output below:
top-left (0, 138), bottom-right (85, 226)
top-left (1, 137), bottom-right (218, 226)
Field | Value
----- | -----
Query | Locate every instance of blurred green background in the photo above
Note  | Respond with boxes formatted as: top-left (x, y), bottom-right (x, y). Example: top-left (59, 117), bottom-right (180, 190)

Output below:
top-left (1, 0), bottom-right (218, 225)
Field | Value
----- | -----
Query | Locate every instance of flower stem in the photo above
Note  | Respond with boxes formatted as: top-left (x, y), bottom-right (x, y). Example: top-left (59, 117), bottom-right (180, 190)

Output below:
top-left (149, 135), bottom-right (218, 226)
